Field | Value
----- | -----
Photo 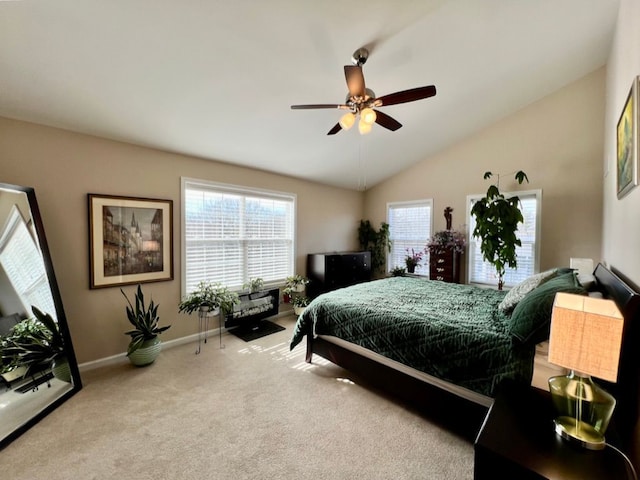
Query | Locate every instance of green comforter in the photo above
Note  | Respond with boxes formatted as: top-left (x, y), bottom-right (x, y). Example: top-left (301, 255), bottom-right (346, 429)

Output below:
top-left (290, 277), bottom-right (535, 396)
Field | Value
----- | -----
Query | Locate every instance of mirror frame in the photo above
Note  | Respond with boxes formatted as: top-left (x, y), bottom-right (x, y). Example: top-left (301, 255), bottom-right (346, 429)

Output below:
top-left (0, 182), bottom-right (82, 449)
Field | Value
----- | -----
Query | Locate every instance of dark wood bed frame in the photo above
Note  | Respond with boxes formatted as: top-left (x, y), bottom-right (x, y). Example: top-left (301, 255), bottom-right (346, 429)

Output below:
top-left (304, 263), bottom-right (640, 467)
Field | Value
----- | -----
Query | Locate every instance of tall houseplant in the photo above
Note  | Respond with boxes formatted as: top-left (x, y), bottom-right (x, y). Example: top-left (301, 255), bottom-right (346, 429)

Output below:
top-left (122, 285), bottom-right (171, 366)
top-left (358, 220), bottom-right (391, 276)
top-left (470, 170), bottom-right (529, 290)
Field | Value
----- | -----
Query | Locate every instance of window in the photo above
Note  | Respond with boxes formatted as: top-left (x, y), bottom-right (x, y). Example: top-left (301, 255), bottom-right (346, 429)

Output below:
top-left (182, 178), bottom-right (295, 295)
top-left (467, 190), bottom-right (542, 288)
top-left (387, 200), bottom-right (433, 275)
top-left (0, 206), bottom-right (55, 317)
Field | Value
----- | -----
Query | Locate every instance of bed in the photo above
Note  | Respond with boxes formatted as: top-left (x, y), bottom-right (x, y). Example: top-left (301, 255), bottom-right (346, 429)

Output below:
top-left (289, 263), bottom-right (640, 457)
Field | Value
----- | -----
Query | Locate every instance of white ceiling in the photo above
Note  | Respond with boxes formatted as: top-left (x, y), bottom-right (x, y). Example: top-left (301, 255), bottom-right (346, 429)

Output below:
top-left (0, 0), bottom-right (620, 190)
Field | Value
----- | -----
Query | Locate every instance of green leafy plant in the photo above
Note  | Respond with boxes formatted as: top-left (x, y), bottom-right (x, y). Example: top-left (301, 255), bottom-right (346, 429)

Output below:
top-left (390, 266), bottom-right (406, 277)
top-left (1, 307), bottom-right (65, 377)
top-left (285, 275), bottom-right (309, 290)
top-left (291, 295), bottom-right (310, 308)
top-left (404, 248), bottom-right (424, 272)
top-left (243, 277), bottom-right (264, 293)
top-left (178, 281), bottom-right (240, 315)
top-left (426, 230), bottom-right (467, 254)
top-left (122, 285), bottom-right (171, 356)
top-left (358, 220), bottom-right (391, 275)
top-left (470, 170), bottom-right (529, 290)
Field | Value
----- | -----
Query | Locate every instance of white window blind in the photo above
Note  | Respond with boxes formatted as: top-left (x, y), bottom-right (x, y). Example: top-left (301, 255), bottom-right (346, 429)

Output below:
top-left (182, 179), bottom-right (295, 295)
top-left (387, 200), bottom-right (433, 275)
top-left (467, 190), bottom-right (541, 288)
top-left (0, 206), bottom-right (56, 318)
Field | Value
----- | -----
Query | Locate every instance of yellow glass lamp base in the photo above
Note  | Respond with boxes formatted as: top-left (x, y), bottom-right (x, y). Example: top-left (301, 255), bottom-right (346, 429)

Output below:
top-left (554, 416), bottom-right (606, 450)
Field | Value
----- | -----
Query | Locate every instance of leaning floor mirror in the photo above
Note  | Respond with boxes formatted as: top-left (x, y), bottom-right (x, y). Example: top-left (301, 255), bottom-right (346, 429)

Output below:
top-left (0, 182), bottom-right (81, 449)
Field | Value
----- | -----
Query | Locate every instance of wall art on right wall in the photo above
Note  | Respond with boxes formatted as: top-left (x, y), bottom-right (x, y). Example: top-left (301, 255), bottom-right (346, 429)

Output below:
top-left (617, 76), bottom-right (639, 199)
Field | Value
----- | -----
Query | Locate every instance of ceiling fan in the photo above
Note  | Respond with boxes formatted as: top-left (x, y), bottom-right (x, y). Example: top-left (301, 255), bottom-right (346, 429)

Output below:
top-left (291, 47), bottom-right (436, 135)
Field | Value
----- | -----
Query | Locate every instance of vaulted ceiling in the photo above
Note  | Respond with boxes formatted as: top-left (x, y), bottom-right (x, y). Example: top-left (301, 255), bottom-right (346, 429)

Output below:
top-left (0, 0), bottom-right (620, 190)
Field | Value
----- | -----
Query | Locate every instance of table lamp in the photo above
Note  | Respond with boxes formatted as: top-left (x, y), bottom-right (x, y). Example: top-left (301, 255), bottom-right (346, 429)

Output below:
top-left (547, 292), bottom-right (624, 450)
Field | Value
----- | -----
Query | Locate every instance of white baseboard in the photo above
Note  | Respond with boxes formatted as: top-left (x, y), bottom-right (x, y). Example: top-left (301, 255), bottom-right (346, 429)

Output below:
top-left (78, 310), bottom-right (295, 373)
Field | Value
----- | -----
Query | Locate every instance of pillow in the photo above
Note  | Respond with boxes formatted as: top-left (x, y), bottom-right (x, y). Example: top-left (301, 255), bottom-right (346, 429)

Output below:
top-left (498, 268), bottom-right (559, 313)
top-left (509, 272), bottom-right (586, 345)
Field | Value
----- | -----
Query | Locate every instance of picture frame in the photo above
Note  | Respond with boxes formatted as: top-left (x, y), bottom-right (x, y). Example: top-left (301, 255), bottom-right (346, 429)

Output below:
top-left (88, 194), bottom-right (173, 289)
top-left (616, 76), bottom-right (639, 199)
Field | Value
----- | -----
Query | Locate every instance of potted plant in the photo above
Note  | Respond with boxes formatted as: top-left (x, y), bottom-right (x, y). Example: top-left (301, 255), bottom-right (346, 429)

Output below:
top-left (358, 220), bottom-right (391, 276)
top-left (291, 295), bottom-right (310, 316)
top-left (1, 306), bottom-right (71, 382)
top-left (426, 229), bottom-right (467, 254)
top-left (243, 277), bottom-right (264, 294)
top-left (178, 281), bottom-right (240, 316)
top-left (404, 248), bottom-right (424, 274)
top-left (390, 266), bottom-right (407, 277)
top-left (122, 284), bottom-right (171, 366)
top-left (285, 274), bottom-right (309, 293)
top-left (470, 170), bottom-right (529, 290)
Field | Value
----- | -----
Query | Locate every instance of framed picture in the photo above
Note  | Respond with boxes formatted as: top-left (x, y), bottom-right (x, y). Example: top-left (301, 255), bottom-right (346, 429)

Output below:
top-left (88, 194), bottom-right (173, 289)
top-left (617, 76), bottom-right (639, 199)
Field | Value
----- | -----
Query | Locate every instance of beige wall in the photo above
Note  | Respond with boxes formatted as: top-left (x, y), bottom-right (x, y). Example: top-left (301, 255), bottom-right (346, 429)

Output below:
top-left (364, 68), bottom-right (606, 281)
top-left (0, 117), bottom-right (363, 363)
top-left (603, 0), bottom-right (640, 287)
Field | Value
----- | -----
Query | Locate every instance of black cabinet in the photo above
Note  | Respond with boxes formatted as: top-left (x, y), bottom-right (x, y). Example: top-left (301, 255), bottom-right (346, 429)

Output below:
top-left (307, 251), bottom-right (371, 298)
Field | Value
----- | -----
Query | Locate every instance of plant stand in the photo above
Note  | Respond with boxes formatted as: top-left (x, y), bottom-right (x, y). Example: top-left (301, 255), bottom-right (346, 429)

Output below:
top-left (196, 308), bottom-right (223, 354)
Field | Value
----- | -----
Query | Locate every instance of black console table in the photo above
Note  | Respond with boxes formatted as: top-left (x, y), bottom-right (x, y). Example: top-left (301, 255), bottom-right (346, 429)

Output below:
top-left (224, 288), bottom-right (279, 329)
top-left (474, 382), bottom-right (636, 479)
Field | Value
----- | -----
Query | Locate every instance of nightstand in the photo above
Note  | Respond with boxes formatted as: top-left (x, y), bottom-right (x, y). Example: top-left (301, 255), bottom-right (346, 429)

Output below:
top-left (474, 382), bottom-right (635, 479)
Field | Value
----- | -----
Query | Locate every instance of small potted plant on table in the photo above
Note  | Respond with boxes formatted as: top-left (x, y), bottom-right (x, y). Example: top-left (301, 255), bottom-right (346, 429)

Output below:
top-left (404, 248), bottom-right (424, 274)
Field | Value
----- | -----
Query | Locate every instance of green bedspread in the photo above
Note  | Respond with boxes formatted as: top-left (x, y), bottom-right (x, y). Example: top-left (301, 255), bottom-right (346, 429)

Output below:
top-left (290, 277), bottom-right (535, 397)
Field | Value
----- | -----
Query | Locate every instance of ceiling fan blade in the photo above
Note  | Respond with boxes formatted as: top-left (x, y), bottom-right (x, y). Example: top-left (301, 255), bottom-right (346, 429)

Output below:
top-left (375, 85), bottom-right (436, 106)
top-left (344, 65), bottom-right (365, 98)
top-left (373, 110), bottom-right (402, 131)
top-left (327, 123), bottom-right (342, 135)
top-left (291, 104), bottom-right (347, 110)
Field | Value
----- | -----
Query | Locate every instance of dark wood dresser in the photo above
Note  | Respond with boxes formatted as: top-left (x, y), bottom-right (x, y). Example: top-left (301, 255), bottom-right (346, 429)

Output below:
top-left (428, 247), bottom-right (461, 283)
top-left (307, 251), bottom-right (371, 298)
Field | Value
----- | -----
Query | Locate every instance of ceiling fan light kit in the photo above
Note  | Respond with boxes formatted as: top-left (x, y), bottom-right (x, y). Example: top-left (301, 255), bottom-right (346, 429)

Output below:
top-left (291, 48), bottom-right (436, 136)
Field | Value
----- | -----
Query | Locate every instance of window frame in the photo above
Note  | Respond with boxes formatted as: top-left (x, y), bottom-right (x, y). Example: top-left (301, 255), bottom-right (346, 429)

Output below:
top-left (0, 205), bottom-right (55, 317)
top-left (181, 177), bottom-right (297, 297)
top-left (466, 189), bottom-right (542, 288)
top-left (386, 199), bottom-right (434, 275)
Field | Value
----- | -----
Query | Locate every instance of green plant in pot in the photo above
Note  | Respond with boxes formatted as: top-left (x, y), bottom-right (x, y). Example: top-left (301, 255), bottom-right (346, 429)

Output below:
top-left (178, 281), bottom-right (240, 315)
top-left (358, 220), bottom-right (391, 276)
top-left (1, 306), bottom-right (71, 382)
top-left (243, 277), bottom-right (264, 294)
top-left (285, 274), bottom-right (309, 293)
top-left (471, 170), bottom-right (529, 290)
top-left (291, 295), bottom-right (310, 316)
top-left (122, 284), bottom-right (171, 366)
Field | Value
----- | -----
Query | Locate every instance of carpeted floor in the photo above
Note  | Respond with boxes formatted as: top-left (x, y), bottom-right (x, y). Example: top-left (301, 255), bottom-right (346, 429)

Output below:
top-left (2, 314), bottom-right (474, 480)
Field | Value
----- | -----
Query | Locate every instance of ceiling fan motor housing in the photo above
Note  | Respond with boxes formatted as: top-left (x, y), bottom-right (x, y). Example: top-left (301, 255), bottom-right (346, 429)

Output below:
top-left (351, 48), bottom-right (369, 66)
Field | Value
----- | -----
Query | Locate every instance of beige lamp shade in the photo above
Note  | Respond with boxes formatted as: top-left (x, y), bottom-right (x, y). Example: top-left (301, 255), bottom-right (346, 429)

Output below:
top-left (548, 293), bottom-right (623, 382)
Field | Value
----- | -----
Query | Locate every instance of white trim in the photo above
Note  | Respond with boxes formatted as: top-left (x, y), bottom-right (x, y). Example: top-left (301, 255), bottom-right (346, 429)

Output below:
top-left (180, 177), bottom-right (297, 297)
top-left (386, 199), bottom-right (434, 273)
top-left (78, 309), bottom-right (295, 372)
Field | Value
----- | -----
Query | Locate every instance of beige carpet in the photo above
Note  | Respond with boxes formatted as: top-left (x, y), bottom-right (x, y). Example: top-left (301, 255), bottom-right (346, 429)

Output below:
top-left (2, 315), bottom-right (474, 480)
